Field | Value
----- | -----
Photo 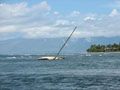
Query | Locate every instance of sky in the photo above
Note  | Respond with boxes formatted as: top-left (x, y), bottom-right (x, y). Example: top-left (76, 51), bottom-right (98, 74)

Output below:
top-left (0, 0), bottom-right (120, 40)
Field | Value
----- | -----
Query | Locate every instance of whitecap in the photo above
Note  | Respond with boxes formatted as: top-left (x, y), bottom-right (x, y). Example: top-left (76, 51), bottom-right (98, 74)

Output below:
top-left (85, 54), bottom-right (91, 57)
top-left (99, 54), bottom-right (102, 56)
top-left (6, 56), bottom-right (16, 59)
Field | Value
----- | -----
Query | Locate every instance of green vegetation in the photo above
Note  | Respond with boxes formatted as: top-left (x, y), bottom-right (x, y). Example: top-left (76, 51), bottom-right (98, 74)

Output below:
top-left (87, 43), bottom-right (120, 52)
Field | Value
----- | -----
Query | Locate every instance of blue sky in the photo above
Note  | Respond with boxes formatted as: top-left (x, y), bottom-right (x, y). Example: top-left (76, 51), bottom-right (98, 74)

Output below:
top-left (0, 0), bottom-right (120, 40)
top-left (2, 0), bottom-right (117, 13)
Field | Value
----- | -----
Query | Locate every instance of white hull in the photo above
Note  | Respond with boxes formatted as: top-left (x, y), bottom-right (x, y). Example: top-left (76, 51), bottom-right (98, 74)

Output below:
top-left (38, 56), bottom-right (64, 60)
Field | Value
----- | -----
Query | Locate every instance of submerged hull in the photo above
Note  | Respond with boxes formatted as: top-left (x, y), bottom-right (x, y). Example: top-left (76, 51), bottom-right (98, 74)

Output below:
top-left (38, 56), bottom-right (64, 60)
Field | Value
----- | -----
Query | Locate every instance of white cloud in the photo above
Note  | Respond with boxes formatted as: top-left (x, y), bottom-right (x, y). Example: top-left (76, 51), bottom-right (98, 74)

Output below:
top-left (22, 26), bottom-right (74, 38)
top-left (55, 20), bottom-right (71, 26)
top-left (32, 1), bottom-right (51, 11)
top-left (70, 11), bottom-right (80, 17)
top-left (0, 1), bottom-right (120, 40)
top-left (84, 16), bottom-right (96, 21)
top-left (0, 25), bottom-right (16, 33)
top-left (0, 1), bottom-right (50, 19)
top-left (109, 9), bottom-right (119, 17)
top-left (0, 2), bottom-right (28, 18)
top-left (54, 11), bottom-right (59, 15)
top-left (22, 26), bottom-right (55, 38)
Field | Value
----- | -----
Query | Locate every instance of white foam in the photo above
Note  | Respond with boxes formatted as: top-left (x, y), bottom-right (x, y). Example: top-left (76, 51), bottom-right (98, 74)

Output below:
top-left (6, 56), bottom-right (16, 59)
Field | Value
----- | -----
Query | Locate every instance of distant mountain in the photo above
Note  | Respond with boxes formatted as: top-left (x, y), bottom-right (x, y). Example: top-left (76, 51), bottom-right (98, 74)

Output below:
top-left (0, 37), bottom-right (120, 55)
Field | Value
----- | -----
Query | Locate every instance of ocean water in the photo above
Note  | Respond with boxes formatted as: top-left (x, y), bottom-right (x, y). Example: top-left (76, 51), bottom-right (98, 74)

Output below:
top-left (0, 53), bottom-right (120, 90)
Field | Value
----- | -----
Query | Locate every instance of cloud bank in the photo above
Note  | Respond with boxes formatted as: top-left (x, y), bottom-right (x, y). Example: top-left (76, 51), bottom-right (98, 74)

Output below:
top-left (0, 1), bottom-right (120, 40)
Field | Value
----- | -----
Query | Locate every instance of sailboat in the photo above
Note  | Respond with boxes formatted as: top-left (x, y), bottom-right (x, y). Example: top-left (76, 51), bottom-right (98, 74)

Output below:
top-left (38, 26), bottom-right (77, 60)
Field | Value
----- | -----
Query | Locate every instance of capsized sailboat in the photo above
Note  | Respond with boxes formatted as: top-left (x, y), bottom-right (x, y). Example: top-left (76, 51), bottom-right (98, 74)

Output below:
top-left (38, 26), bottom-right (77, 60)
top-left (38, 56), bottom-right (64, 60)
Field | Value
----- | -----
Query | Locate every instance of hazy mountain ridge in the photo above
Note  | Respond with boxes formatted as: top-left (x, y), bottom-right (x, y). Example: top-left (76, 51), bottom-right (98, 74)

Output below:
top-left (0, 37), bottom-right (120, 54)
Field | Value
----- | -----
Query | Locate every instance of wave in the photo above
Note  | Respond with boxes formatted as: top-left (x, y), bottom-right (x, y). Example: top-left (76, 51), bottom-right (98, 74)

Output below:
top-left (6, 56), bottom-right (16, 59)
top-left (1, 69), bottom-right (120, 76)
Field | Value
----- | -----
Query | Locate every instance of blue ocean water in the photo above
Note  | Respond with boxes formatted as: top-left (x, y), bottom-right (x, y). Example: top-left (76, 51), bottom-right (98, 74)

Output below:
top-left (0, 53), bottom-right (120, 90)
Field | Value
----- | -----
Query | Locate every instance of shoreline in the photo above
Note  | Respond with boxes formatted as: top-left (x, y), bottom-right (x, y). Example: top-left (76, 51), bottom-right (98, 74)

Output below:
top-left (86, 52), bottom-right (120, 54)
top-left (0, 52), bottom-right (120, 56)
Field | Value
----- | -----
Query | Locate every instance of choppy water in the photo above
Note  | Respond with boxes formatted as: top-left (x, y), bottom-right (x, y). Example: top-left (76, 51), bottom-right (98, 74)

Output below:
top-left (0, 53), bottom-right (120, 90)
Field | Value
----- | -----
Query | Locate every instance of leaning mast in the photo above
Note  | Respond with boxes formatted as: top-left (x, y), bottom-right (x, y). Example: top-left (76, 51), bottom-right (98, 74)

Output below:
top-left (54, 26), bottom-right (77, 60)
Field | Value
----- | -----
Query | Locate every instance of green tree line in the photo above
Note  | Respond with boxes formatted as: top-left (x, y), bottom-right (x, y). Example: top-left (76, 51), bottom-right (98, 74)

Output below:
top-left (87, 43), bottom-right (120, 52)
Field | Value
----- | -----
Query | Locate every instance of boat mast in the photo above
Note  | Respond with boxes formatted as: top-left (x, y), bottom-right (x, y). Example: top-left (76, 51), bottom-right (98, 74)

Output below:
top-left (54, 26), bottom-right (77, 60)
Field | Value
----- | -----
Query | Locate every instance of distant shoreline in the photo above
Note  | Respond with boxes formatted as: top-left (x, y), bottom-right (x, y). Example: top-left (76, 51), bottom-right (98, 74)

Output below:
top-left (0, 52), bottom-right (120, 56)
top-left (87, 43), bottom-right (120, 52)
top-left (87, 52), bottom-right (120, 54)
